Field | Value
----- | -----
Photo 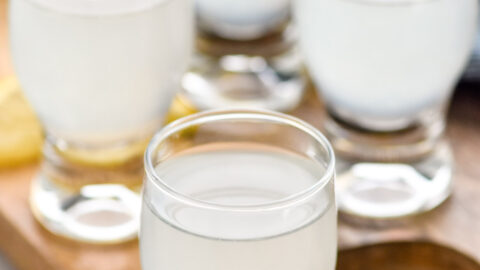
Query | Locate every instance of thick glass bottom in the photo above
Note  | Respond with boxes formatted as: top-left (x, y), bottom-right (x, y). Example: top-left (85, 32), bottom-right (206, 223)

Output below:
top-left (29, 139), bottom-right (144, 244)
top-left (325, 111), bottom-right (453, 219)
top-left (181, 49), bottom-right (306, 112)
top-left (30, 174), bottom-right (140, 244)
top-left (336, 141), bottom-right (453, 219)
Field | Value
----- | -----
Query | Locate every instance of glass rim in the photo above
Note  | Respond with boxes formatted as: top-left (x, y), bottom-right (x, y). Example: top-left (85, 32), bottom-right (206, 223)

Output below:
top-left (144, 109), bottom-right (335, 212)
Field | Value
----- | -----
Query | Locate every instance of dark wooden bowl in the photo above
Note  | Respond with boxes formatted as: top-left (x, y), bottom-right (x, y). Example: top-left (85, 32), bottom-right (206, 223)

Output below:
top-left (338, 242), bottom-right (480, 270)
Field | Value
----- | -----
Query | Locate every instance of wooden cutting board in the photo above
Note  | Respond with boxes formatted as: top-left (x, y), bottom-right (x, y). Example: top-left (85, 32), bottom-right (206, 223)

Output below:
top-left (0, 86), bottom-right (479, 270)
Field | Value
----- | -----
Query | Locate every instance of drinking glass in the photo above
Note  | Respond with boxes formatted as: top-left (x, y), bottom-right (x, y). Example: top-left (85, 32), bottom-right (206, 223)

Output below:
top-left (9, 0), bottom-right (193, 243)
top-left (141, 110), bottom-right (337, 270)
top-left (294, 0), bottom-right (478, 218)
top-left (180, 0), bottom-right (306, 112)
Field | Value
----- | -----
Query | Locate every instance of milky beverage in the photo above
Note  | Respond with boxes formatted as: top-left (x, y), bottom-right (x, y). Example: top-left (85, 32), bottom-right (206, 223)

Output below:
top-left (196, 0), bottom-right (290, 39)
top-left (9, 0), bottom-right (193, 145)
top-left (141, 147), bottom-right (337, 270)
top-left (295, 0), bottom-right (477, 129)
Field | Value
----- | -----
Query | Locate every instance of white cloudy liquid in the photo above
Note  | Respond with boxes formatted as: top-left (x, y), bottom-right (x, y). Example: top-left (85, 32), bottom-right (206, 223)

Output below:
top-left (296, 0), bottom-right (477, 128)
top-left (140, 146), bottom-right (337, 270)
top-left (196, 0), bottom-right (290, 39)
top-left (9, 0), bottom-right (193, 144)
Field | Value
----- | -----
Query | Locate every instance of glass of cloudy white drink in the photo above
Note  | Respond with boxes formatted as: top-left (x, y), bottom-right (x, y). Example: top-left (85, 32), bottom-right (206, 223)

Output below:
top-left (9, 0), bottom-right (193, 243)
top-left (294, 0), bottom-right (478, 218)
top-left (141, 109), bottom-right (337, 270)
top-left (180, 0), bottom-right (306, 112)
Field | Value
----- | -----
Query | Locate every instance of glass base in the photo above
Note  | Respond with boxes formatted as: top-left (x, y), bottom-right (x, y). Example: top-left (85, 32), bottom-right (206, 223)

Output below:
top-left (336, 141), bottom-right (453, 219)
top-left (29, 138), bottom-right (144, 244)
top-left (31, 174), bottom-right (140, 244)
top-left (181, 48), bottom-right (306, 112)
top-left (325, 111), bottom-right (453, 219)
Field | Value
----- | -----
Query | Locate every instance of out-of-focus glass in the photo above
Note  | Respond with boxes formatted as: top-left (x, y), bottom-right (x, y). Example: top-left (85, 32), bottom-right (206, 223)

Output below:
top-left (180, 0), bottom-right (306, 112)
top-left (295, 0), bottom-right (478, 218)
top-left (9, 0), bottom-right (194, 243)
top-left (141, 110), bottom-right (337, 270)
top-left (464, 13), bottom-right (480, 82)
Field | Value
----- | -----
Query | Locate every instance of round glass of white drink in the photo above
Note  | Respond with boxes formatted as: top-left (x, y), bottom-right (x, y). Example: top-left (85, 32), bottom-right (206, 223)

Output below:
top-left (180, 0), bottom-right (306, 112)
top-left (294, 0), bottom-right (478, 218)
top-left (9, 0), bottom-right (194, 243)
top-left (141, 109), bottom-right (337, 270)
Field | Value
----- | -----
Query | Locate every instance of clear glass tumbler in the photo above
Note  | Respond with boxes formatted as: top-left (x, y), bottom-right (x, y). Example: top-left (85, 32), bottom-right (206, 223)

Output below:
top-left (141, 110), bottom-right (337, 270)
top-left (180, 0), bottom-right (306, 112)
top-left (295, 0), bottom-right (478, 218)
top-left (9, 0), bottom-right (193, 243)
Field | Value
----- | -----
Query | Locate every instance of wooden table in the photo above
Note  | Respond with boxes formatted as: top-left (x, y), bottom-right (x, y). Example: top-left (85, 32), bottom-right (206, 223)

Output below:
top-left (0, 0), bottom-right (479, 269)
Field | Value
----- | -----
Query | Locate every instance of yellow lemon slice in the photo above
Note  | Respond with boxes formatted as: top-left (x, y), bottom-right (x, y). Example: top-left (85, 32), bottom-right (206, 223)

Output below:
top-left (165, 94), bottom-right (199, 139)
top-left (165, 94), bottom-right (198, 124)
top-left (56, 139), bottom-right (149, 168)
top-left (0, 77), bottom-right (43, 168)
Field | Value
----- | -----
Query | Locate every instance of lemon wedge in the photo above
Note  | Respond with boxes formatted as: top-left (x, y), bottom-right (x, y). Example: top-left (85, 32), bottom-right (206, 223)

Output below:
top-left (165, 94), bottom-right (198, 124)
top-left (0, 77), bottom-right (43, 168)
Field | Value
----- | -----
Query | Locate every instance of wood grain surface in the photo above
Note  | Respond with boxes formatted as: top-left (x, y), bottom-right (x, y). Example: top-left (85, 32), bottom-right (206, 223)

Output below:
top-left (0, 0), bottom-right (479, 269)
top-left (337, 242), bottom-right (480, 270)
